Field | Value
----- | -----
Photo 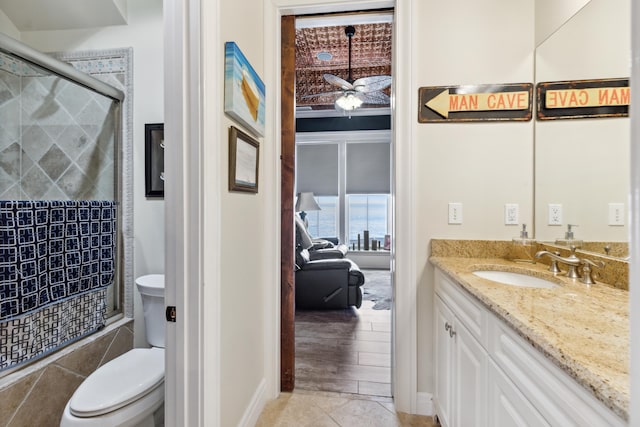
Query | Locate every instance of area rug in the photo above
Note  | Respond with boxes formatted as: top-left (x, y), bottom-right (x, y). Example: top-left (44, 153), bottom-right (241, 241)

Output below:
top-left (362, 269), bottom-right (392, 310)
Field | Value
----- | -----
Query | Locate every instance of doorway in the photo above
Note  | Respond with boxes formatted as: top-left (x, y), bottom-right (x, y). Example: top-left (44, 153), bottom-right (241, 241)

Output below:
top-left (280, 10), bottom-right (394, 398)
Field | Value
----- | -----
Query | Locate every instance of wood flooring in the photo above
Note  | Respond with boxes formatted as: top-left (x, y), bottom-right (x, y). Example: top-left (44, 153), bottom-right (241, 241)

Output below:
top-left (295, 293), bottom-right (392, 397)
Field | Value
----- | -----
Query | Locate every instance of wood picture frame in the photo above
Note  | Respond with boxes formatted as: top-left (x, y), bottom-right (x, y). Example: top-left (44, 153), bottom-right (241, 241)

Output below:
top-left (229, 126), bottom-right (259, 193)
top-left (145, 123), bottom-right (165, 197)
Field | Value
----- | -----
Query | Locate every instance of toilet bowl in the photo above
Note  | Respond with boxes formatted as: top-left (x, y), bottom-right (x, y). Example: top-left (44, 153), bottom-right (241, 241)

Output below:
top-left (61, 274), bottom-right (166, 427)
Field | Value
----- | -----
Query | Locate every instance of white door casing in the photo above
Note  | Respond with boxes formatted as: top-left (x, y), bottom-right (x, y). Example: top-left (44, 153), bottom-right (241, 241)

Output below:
top-left (164, 0), bottom-right (419, 423)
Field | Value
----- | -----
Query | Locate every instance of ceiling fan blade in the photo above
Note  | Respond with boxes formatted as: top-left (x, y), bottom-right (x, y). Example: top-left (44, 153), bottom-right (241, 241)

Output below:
top-left (353, 75), bottom-right (392, 93)
top-left (323, 74), bottom-right (354, 90)
top-left (357, 91), bottom-right (391, 105)
top-left (300, 90), bottom-right (344, 100)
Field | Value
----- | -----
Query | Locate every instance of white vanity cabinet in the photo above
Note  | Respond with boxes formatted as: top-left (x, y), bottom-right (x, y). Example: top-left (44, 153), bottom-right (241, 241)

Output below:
top-left (434, 272), bottom-right (488, 427)
top-left (487, 358), bottom-right (550, 427)
top-left (433, 268), bottom-right (626, 427)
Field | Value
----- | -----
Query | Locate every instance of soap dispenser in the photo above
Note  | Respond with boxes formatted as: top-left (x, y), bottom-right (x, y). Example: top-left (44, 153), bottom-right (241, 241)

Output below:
top-left (511, 224), bottom-right (536, 263)
top-left (555, 224), bottom-right (583, 248)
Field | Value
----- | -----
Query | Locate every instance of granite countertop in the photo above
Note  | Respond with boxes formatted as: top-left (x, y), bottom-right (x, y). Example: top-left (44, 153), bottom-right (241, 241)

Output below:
top-left (429, 256), bottom-right (629, 421)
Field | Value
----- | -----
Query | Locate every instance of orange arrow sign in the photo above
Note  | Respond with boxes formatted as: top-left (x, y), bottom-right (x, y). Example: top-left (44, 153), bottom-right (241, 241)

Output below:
top-left (425, 89), bottom-right (530, 118)
top-left (545, 87), bottom-right (629, 109)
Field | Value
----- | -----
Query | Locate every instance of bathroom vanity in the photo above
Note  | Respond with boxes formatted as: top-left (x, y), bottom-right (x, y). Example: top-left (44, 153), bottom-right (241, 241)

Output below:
top-left (430, 256), bottom-right (628, 427)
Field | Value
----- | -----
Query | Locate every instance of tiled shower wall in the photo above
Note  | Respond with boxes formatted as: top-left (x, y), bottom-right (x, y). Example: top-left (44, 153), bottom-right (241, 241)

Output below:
top-left (0, 48), bottom-right (134, 426)
top-left (0, 320), bottom-right (133, 427)
top-left (0, 52), bottom-right (118, 200)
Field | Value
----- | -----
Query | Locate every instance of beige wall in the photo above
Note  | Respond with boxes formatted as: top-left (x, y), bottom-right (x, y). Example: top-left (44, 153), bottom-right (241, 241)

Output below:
top-left (535, 0), bottom-right (588, 45)
top-left (534, 0), bottom-right (630, 243)
top-left (0, 9), bottom-right (19, 39)
top-left (414, 0), bottom-right (535, 392)
top-left (16, 0), bottom-right (165, 348)
top-left (219, 0), bottom-right (268, 425)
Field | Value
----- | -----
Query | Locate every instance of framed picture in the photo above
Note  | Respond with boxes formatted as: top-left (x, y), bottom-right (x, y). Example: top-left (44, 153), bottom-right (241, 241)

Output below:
top-left (229, 126), bottom-right (259, 193)
top-left (145, 123), bottom-right (165, 197)
top-left (224, 42), bottom-right (266, 137)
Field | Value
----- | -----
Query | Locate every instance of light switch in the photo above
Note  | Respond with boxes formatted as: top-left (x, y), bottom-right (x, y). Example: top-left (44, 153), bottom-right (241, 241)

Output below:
top-left (608, 203), bottom-right (625, 226)
top-left (448, 203), bottom-right (463, 224)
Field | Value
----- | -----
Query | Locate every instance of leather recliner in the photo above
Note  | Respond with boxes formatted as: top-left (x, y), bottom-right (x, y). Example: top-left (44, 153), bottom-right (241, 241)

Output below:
top-left (295, 248), bottom-right (365, 309)
top-left (295, 214), bottom-right (348, 260)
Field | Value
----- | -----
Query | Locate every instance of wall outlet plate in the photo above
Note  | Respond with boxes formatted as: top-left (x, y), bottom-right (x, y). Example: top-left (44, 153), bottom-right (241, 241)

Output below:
top-left (505, 204), bottom-right (519, 225)
top-left (548, 204), bottom-right (562, 225)
top-left (608, 203), bottom-right (625, 226)
top-left (448, 202), bottom-right (463, 224)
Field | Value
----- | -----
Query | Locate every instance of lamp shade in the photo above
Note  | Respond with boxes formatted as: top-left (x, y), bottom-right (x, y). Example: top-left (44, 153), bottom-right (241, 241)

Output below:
top-left (295, 192), bottom-right (321, 212)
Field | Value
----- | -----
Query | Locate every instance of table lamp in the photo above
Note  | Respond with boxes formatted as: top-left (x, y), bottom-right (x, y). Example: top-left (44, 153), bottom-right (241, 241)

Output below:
top-left (295, 192), bottom-right (321, 227)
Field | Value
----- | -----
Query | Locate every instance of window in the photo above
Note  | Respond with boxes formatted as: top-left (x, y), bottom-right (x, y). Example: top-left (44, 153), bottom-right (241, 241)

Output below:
top-left (348, 194), bottom-right (390, 245)
top-left (295, 131), bottom-right (391, 247)
top-left (305, 196), bottom-right (338, 238)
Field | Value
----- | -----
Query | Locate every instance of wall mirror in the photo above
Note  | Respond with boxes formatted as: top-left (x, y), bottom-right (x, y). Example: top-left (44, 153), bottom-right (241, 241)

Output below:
top-left (534, 0), bottom-right (630, 259)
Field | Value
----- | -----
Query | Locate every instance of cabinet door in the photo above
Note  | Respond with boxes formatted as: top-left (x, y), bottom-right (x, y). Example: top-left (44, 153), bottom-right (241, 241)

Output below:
top-left (488, 359), bottom-right (550, 427)
top-left (434, 296), bottom-right (454, 427)
top-left (454, 320), bottom-right (487, 427)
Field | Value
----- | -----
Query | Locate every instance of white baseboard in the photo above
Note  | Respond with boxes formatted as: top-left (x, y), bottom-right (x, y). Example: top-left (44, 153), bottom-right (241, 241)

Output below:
top-left (238, 378), bottom-right (267, 427)
top-left (416, 392), bottom-right (434, 416)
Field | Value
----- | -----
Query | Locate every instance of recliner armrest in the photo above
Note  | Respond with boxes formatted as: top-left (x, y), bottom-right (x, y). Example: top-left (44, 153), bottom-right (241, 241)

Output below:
top-left (300, 258), bottom-right (354, 271)
top-left (316, 237), bottom-right (340, 245)
top-left (308, 245), bottom-right (348, 260)
top-left (311, 239), bottom-right (335, 250)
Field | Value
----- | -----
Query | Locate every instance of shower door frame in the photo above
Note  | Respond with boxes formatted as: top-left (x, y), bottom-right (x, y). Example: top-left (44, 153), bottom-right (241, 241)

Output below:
top-left (0, 33), bottom-right (127, 318)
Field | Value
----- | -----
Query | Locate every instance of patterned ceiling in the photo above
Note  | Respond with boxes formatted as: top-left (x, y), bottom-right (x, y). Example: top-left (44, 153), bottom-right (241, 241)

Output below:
top-left (295, 22), bottom-right (392, 110)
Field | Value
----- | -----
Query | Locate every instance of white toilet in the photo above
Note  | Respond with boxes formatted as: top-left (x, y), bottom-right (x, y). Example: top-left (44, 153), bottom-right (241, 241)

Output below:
top-left (60, 274), bottom-right (166, 427)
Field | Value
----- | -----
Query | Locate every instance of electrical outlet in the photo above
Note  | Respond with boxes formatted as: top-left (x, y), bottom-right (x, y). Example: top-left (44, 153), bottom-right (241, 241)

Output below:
top-left (548, 204), bottom-right (562, 225)
top-left (608, 203), bottom-right (625, 226)
top-left (505, 204), bottom-right (519, 225)
top-left (448, 202), bottom-right (463, 224)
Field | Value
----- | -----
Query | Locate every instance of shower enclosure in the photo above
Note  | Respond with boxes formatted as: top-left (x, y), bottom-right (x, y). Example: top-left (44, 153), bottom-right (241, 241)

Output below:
top-left (0, 33), bottom-right (124, 371)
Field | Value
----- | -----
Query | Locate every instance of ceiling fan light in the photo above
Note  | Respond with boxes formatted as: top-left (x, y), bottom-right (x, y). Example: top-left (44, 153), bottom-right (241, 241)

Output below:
top-left (335, 93), bottom-right (363, 111)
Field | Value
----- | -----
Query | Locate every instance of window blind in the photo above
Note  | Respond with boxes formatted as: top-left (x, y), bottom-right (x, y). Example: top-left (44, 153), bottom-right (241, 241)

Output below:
top-left (346, 142), bottom-right (391, 194)
top-left (296, 143), bottom-right (339, 196)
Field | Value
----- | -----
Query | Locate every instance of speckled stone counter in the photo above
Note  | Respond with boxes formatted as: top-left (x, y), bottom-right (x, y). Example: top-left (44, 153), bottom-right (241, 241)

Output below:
top-left (429, 255), bottom-right (629, 421)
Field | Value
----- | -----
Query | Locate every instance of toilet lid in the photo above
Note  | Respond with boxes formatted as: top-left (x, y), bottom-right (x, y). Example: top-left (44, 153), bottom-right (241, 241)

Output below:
top-left (69, 348), bottom-right (164, 417)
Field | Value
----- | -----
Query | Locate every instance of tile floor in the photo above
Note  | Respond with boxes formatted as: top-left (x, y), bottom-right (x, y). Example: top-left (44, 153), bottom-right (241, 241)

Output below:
top-left (255, 390), bottom-right (436, 427)
top-left (257, 270), bottom-right (438, 426)
top-left (295, 298), bottom-right (392, 397)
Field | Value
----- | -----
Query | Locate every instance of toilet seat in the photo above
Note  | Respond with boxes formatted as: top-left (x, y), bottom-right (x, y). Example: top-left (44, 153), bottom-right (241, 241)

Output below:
top-left (69, 348), bottom-right (164, 417)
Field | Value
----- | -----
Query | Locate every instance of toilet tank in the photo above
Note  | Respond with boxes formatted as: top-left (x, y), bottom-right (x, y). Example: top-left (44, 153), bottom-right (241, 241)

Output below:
top-left (135, 274), bottom-right (166, 348)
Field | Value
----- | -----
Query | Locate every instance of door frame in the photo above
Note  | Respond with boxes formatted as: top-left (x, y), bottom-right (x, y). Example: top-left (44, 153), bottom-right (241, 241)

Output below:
top-left (164, 0), bottom-right (221, 424)
top-left (273, 0), bottom-right (419, 413)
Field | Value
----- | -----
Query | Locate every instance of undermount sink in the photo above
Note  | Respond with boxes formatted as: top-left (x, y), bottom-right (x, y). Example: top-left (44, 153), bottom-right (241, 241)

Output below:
top-left (472, 270), bottom-right (560, 289)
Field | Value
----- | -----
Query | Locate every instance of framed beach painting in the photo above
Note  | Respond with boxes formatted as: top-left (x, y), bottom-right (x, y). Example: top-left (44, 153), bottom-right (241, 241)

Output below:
top-left (224, 42), bottom-right (266, 137)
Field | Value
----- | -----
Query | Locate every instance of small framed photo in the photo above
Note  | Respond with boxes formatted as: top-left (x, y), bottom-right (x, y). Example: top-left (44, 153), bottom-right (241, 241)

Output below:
top-left (229, 126), bottom-right (259, 193)
top-left (145, 123), bottom-right (165, 197)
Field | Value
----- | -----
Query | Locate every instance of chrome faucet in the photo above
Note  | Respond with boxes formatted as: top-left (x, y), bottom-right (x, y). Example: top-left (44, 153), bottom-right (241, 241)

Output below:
top-left (535, 246), bottom-right (581, 278)
top-left (535, 246), bottom-right (605, 284)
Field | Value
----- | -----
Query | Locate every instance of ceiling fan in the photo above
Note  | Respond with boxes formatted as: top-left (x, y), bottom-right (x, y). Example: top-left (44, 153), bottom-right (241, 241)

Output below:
top-left (303, 25), bottom-right (392, 111)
